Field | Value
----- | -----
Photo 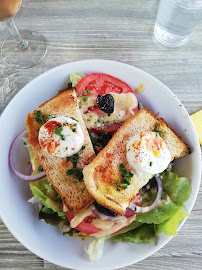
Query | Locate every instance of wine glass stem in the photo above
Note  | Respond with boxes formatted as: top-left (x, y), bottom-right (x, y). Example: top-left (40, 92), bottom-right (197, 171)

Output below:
top-left (4, 18), bottom-right (28, 49)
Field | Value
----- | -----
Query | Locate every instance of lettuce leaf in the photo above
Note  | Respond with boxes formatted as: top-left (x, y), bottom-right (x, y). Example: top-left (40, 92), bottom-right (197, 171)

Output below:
top-left (85, 236), bottom-right (109, 261)
top-left (112, 224), bottom-right (156, 244)
top-left (161, 171), bottom-right (191, 204)
top-left (110, 221), bottom-right (143, 238)
top-left (155, 205), bottom-right (189, 236)
top-left (70, 73), bottom-right (85, 87)
top-left (136, 201), bottom-right (179, 224)
top-left (30, 177), bottom-right (66, 219)
top-left (39, 211), bottom-right (65, 226)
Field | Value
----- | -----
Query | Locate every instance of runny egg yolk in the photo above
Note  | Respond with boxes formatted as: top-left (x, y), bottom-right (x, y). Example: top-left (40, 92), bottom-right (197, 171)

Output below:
top-left (38, 116), bottom-right (84, 158)
top-left (126, 132), bottom-right (171, 175)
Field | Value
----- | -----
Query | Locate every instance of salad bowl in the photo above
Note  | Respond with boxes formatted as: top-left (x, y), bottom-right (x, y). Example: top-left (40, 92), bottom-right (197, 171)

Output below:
top-left (0, 60), bottom-right (201, 270)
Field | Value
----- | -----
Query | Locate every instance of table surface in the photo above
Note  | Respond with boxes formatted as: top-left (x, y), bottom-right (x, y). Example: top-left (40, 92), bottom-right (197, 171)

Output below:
top-left (0, 0), bottom-right (202, 269)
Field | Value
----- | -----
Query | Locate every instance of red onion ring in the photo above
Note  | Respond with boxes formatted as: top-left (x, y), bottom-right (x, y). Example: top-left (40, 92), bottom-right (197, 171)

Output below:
top-left (9, 129), bottom-right (46, 181)
top-left (129, 174), bottom-right (163, 213)
top-left (29, 166), bottom-right (33, 176)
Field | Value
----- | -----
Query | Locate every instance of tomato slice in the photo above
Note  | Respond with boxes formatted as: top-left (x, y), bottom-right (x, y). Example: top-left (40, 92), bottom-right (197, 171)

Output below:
top-left (65, 193), bottom-right (141, 236)
top-left (76, 73), bottom-right (138, 134)
top-left (65, 211), bottom-right (101, 235)
top-left (76, 73), bottom-right (134, 97)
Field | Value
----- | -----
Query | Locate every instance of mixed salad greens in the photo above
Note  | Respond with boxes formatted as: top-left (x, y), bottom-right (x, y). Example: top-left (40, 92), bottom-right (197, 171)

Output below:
top-left (27, 73), bottom-right (191, 260)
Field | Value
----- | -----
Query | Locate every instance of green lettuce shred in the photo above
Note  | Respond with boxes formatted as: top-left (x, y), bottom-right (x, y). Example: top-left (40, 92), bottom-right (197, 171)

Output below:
top-left (85, 236), bottom-right (109, 261)
top-left (70, 72), bottom-right (85, 87)
top-left (155, 205), bottom-right (189, 236)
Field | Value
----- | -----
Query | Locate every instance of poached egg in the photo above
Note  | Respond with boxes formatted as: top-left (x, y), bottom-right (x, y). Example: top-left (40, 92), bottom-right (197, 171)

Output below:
top-left (38, 116), bottom-right (84, 158)
top-left (126, 131), bottom-right (171, 175)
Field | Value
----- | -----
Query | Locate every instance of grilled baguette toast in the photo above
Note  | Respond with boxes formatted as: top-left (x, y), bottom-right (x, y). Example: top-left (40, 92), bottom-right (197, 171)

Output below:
top-left (83, 108), bottom-right (188, 215)
top-left (26, 89), bottom-right (95, 215)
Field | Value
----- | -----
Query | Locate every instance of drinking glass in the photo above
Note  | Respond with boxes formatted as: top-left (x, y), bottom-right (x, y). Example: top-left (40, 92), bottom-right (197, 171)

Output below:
top-left (154, 0), bottom-right (202, 47)
top-left (0, 0), bottom-right (47, 69)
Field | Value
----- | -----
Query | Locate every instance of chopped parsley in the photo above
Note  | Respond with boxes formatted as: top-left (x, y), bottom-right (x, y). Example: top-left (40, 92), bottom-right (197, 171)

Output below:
top-left (86, 90), bottom-right (93, 94)
top-left (66, 146), bottom-right (86, 181)
top-left (34, 110), bottom-right (45, 125)
top-left (152, 123), bottom-right (165, 137)
top-left (150, 162), bottom-right (153, 167)
top-left (63, 122), bottom-right (77, 132)
top-left (37, 165), bottom-right (44, 172)
top-left (54, 125), bottom-right (65, 140)
top-left (112, 120), bottom-right (120, 124)
top-left (71, 117), bottom-right (79, 122)
top-left (116, 183), bottom-right (121, 191)
top-left (94, 118), bottom-right (104, 129)
top-left (106, 121), bottom-right (112, 126)
top-left (66, 168), bottom-right (83, 181)
top-left (117, 163), bottom-right (133, 190)
top-left (61, 134), bottom-right (66, 140)
top-left (47, 115), bottom-right (54, 120)
top-left (83, 96), bottom-right (88, 102)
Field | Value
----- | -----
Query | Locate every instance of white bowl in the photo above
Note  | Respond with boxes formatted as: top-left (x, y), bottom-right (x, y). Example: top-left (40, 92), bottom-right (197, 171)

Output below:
top-left (0, 60), bottom-right (201, 270)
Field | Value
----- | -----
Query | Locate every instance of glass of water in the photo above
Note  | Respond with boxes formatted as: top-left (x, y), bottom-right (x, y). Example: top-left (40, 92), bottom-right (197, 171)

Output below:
top-left (154, 0), bottom-right (202, 47)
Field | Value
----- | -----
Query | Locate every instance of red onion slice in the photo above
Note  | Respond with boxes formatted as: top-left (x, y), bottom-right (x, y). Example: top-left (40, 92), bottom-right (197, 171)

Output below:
top-left (9, 129), bottom-right (46, 181)
top-left (129, 174), bottom-right (163, 213)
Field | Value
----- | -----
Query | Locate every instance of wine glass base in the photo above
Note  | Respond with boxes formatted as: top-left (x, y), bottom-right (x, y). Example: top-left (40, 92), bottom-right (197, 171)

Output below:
top-left (1, 29), bottom-right (47, 69)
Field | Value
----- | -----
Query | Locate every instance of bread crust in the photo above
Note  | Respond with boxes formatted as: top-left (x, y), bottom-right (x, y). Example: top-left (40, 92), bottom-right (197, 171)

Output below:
top-left (26, 89), bottom-right (95, 215)
top-left (83, 108), bottom-right (188, 215)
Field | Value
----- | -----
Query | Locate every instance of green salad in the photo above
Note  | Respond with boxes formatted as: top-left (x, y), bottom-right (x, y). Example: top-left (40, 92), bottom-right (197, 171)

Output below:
top-left (26, 73), bottom-right (191, 261)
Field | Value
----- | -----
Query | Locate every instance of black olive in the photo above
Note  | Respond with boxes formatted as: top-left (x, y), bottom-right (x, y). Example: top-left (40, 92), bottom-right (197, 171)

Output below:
top-left (97, 94), bottom-right (114, 114)
top-left (95, 202), bottom-right (117, 217)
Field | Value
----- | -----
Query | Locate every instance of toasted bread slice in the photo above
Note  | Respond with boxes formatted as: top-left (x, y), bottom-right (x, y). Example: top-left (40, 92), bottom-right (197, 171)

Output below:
top-left (83, 108), bottom-right (188, 215)
top-left (26, 89), bottom-right (95, 215)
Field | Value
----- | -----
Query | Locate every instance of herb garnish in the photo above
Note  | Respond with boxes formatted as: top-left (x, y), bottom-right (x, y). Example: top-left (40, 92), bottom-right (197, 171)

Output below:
top-left (83, 96), bottom-right (88, 102)
top-left (150, 162), bottom-right (153, 167)
top-left (70, 117), bottom-right (79, 122)
top-left (34, 110), bottom-right (45, 125)
top-left (37, 165), bottom-right (44, 172)
top-left (85, 90), bottom-right (93, 94)
top-left (54, 125), bottom-right (65, 140)
top-left (66, 146), bottom-right (86, 181)
top-left (66, 168), bottom-right (83, 181)
top-left (117, 163), bottom-right (133, 190)
top-left (47, 115), bottom-right (55, 120)
top-left (153, 123), bottom-right (165, 137)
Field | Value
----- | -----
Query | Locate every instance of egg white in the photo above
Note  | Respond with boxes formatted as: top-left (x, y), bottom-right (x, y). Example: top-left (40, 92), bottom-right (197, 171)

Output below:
top-left (38, 116), bottom-right (84, 158)
top-left (126, 132), bottom-right (171, 175)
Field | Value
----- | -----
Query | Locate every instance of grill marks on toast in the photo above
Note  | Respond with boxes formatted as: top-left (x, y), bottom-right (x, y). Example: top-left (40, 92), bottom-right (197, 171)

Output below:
top-left (26, 89), bottom-right (95, 215)
top-left (83, 108), bottom-right (188, 215)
